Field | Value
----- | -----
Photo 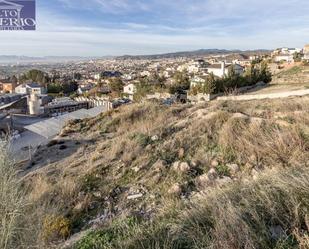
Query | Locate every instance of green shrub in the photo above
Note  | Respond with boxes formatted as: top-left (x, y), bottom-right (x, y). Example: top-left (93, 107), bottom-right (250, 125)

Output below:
top-left (74, 217), bottom-right (138, 249)
top-left (216, 164), bottom-right (231, 177)
top-left (133, 133), bottom-right (152, 147)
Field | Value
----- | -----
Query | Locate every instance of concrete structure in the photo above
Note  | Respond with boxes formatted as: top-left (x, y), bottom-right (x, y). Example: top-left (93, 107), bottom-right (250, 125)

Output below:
top-left (44, 97), bottom-right (89, 117)
top-left (28, 94), bottom-right (43, 116)
top-left (25, 106), bottom-right (108, 139)
top-left (0, 94), bottom-right (25, 106)
top-left (75, 96), bottom-right (114, 110)
top-left (146, 92), bottom-right (172, 100)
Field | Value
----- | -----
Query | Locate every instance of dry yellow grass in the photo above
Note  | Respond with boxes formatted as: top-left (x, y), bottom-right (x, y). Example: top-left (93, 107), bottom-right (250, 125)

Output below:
top-left (5, 96), bottom-right (309, 248)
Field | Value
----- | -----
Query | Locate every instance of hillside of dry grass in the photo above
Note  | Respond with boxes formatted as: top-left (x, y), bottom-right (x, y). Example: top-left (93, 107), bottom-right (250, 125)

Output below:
top-left (9, 96), bottom-right (309, 248)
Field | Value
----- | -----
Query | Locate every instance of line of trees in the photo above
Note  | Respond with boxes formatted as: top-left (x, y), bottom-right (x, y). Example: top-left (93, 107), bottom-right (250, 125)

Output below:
top-left (191, 61), bottom-right (272, 95)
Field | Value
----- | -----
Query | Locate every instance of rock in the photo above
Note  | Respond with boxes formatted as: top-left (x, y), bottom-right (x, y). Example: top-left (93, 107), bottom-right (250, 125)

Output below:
top-left (171, 161), bottom-right (180, 171)
top-left (270, 225), bottom-right (286, 240)
top-left (207, 168), bottom-right (218, 181)
top-left (171, 161), bottom-right (190, 173)
top-left (256, 81), bottom-right (266, 87)
top-left (179, 162), bottom-right (190, 173)
top-left (153, 160), bottom-right (166, 172)
top-left (127, 193), bottom-right (143, 200)
top-left (232, 113), bottom-right (249, 119)
top-left (93, 191), bottom-right (102, 198)
top-left (152, 174), bottom-right (161, 184)
top-left (250, 117), bottom-right (264, 125)
top-left (151, 135), bottom-right (159, 141)
top-left (249, 155), bottom-right (257, 163)
top-left (168, 183), bottom-right (182, 196)
top-left (132, 166), bottom-right (141, 172)
top-left (251, 168), bottom-right (259, 180)
top-left (196, 173), bottom-right (211, 188)
top-left (211, 159), bottom-right (219, 167)
top-left (178, 148), bottom-right (185, 159)
top-left (216, 176), bottom-right (232, 186)
top-left (73, 202), bottom-right (84, 211)
top-left (191, 161), bottom-right (198, 167)
top-left (145, 144), bottom-right (153, 151)
top-left (226, 163), bottom-right (240, 176)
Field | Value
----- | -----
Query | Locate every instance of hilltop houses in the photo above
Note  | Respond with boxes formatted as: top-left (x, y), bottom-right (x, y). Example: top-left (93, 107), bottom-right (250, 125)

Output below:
top-left (15, 83), bottom-right (46, 95)
top-left (206, 62), bottom-right (244, 78)
top-left (123, 83), bottom-right (137, 100)
top-left (303, 44), bottom-right (309, 60)
top-left (190, 76), bottom-right (207, 88)
top-left (0, 80), bottom-right (17, 93)
top-left (272, 47), bottom-right (302, 63)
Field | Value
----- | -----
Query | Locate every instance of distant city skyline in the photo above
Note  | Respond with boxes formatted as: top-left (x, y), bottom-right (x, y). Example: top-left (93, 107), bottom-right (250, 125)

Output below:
top-left (1, 0), bottom-right (309, 56)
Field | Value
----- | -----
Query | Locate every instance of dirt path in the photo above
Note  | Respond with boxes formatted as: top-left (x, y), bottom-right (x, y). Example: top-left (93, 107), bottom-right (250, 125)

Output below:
top-left (217, 89), bottom-right (309, 101)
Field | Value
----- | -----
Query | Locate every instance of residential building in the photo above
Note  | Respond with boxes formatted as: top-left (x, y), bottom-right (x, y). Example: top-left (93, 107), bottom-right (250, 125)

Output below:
top-left (190, 76), bottom-right (207, 88)
top-left (123, 83), bottom-right (137, 100)
top-left (274, 54), bottom-right (294, 63)
top-left (206, 62), bottom-right (244, 78)
top-left (77, 83), bottom-right (95, 95)
top-left (0, 80), bottom-right (17, 93)
top-left (187, 59), bottom-right (209, 74)
top-left (15, 83), bottom-right (46, 95)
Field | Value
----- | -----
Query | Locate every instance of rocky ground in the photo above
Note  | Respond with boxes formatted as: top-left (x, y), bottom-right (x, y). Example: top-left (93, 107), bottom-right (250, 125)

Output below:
top-left (20, 96), bottom-right (309, 249)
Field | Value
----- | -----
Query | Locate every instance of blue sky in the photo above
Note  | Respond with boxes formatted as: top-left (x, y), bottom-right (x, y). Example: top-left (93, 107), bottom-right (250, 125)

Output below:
top-left (1, 0), bottom-right (309, 56)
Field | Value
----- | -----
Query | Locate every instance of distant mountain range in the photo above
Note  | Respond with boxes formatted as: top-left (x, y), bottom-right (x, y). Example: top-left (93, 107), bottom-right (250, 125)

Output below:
top-left (116, 49), bottom-right (271, 60)
top-left (0, 55), bottom-right (109, 64)
top-left (0, 49), bottom-right (271, 64)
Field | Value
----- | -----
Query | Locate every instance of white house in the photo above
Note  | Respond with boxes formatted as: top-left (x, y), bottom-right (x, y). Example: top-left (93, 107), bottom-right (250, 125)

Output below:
top-left (303, 44), bottom-right (309, 60)
top-left (187, 59), bottom-right (209, 74)
top-left (94, 73), bottom-right (101, 80)
top-left (206, 62), bottom-right (244, 78)
top-left (15, 83), bottom-right (46, 95)
top-left (123, 83), bottom-right (137, 100)
top-left (274, 55), bottom-right (294, 63)
top-left (190, 76), bottom-right (207, 88)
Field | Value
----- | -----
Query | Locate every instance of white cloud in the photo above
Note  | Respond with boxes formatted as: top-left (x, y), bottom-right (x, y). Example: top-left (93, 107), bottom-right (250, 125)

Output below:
top-left (1, 0), bottom-right (309, 56)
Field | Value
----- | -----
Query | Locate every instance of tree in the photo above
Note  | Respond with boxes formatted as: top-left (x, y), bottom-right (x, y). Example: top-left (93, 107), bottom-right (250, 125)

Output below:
top-left (169, 71), bottom-right (190, 94)
top-left (293, 52), bottom-right (302, 62)
top-left (73, 73), bottom-right (82, 80)
top-left (258, 61), bottom-right (272, 83)
top-left (10, 75), bottom-right (18, 84)
top-left (202, 73), bottom-right (216, 94)
top-left (109, 78), bottom-right (124, 94)
top-left (20, 69), bottom-right (50, 86)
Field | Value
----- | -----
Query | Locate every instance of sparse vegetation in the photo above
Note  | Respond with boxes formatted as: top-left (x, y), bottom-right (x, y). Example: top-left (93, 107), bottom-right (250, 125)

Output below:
top-left (0, 142), bottom-right (27, 249)
top-left (192, 61), bottom-right (272, 95)
top-left (3, 95), bottom-right (309, 248)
